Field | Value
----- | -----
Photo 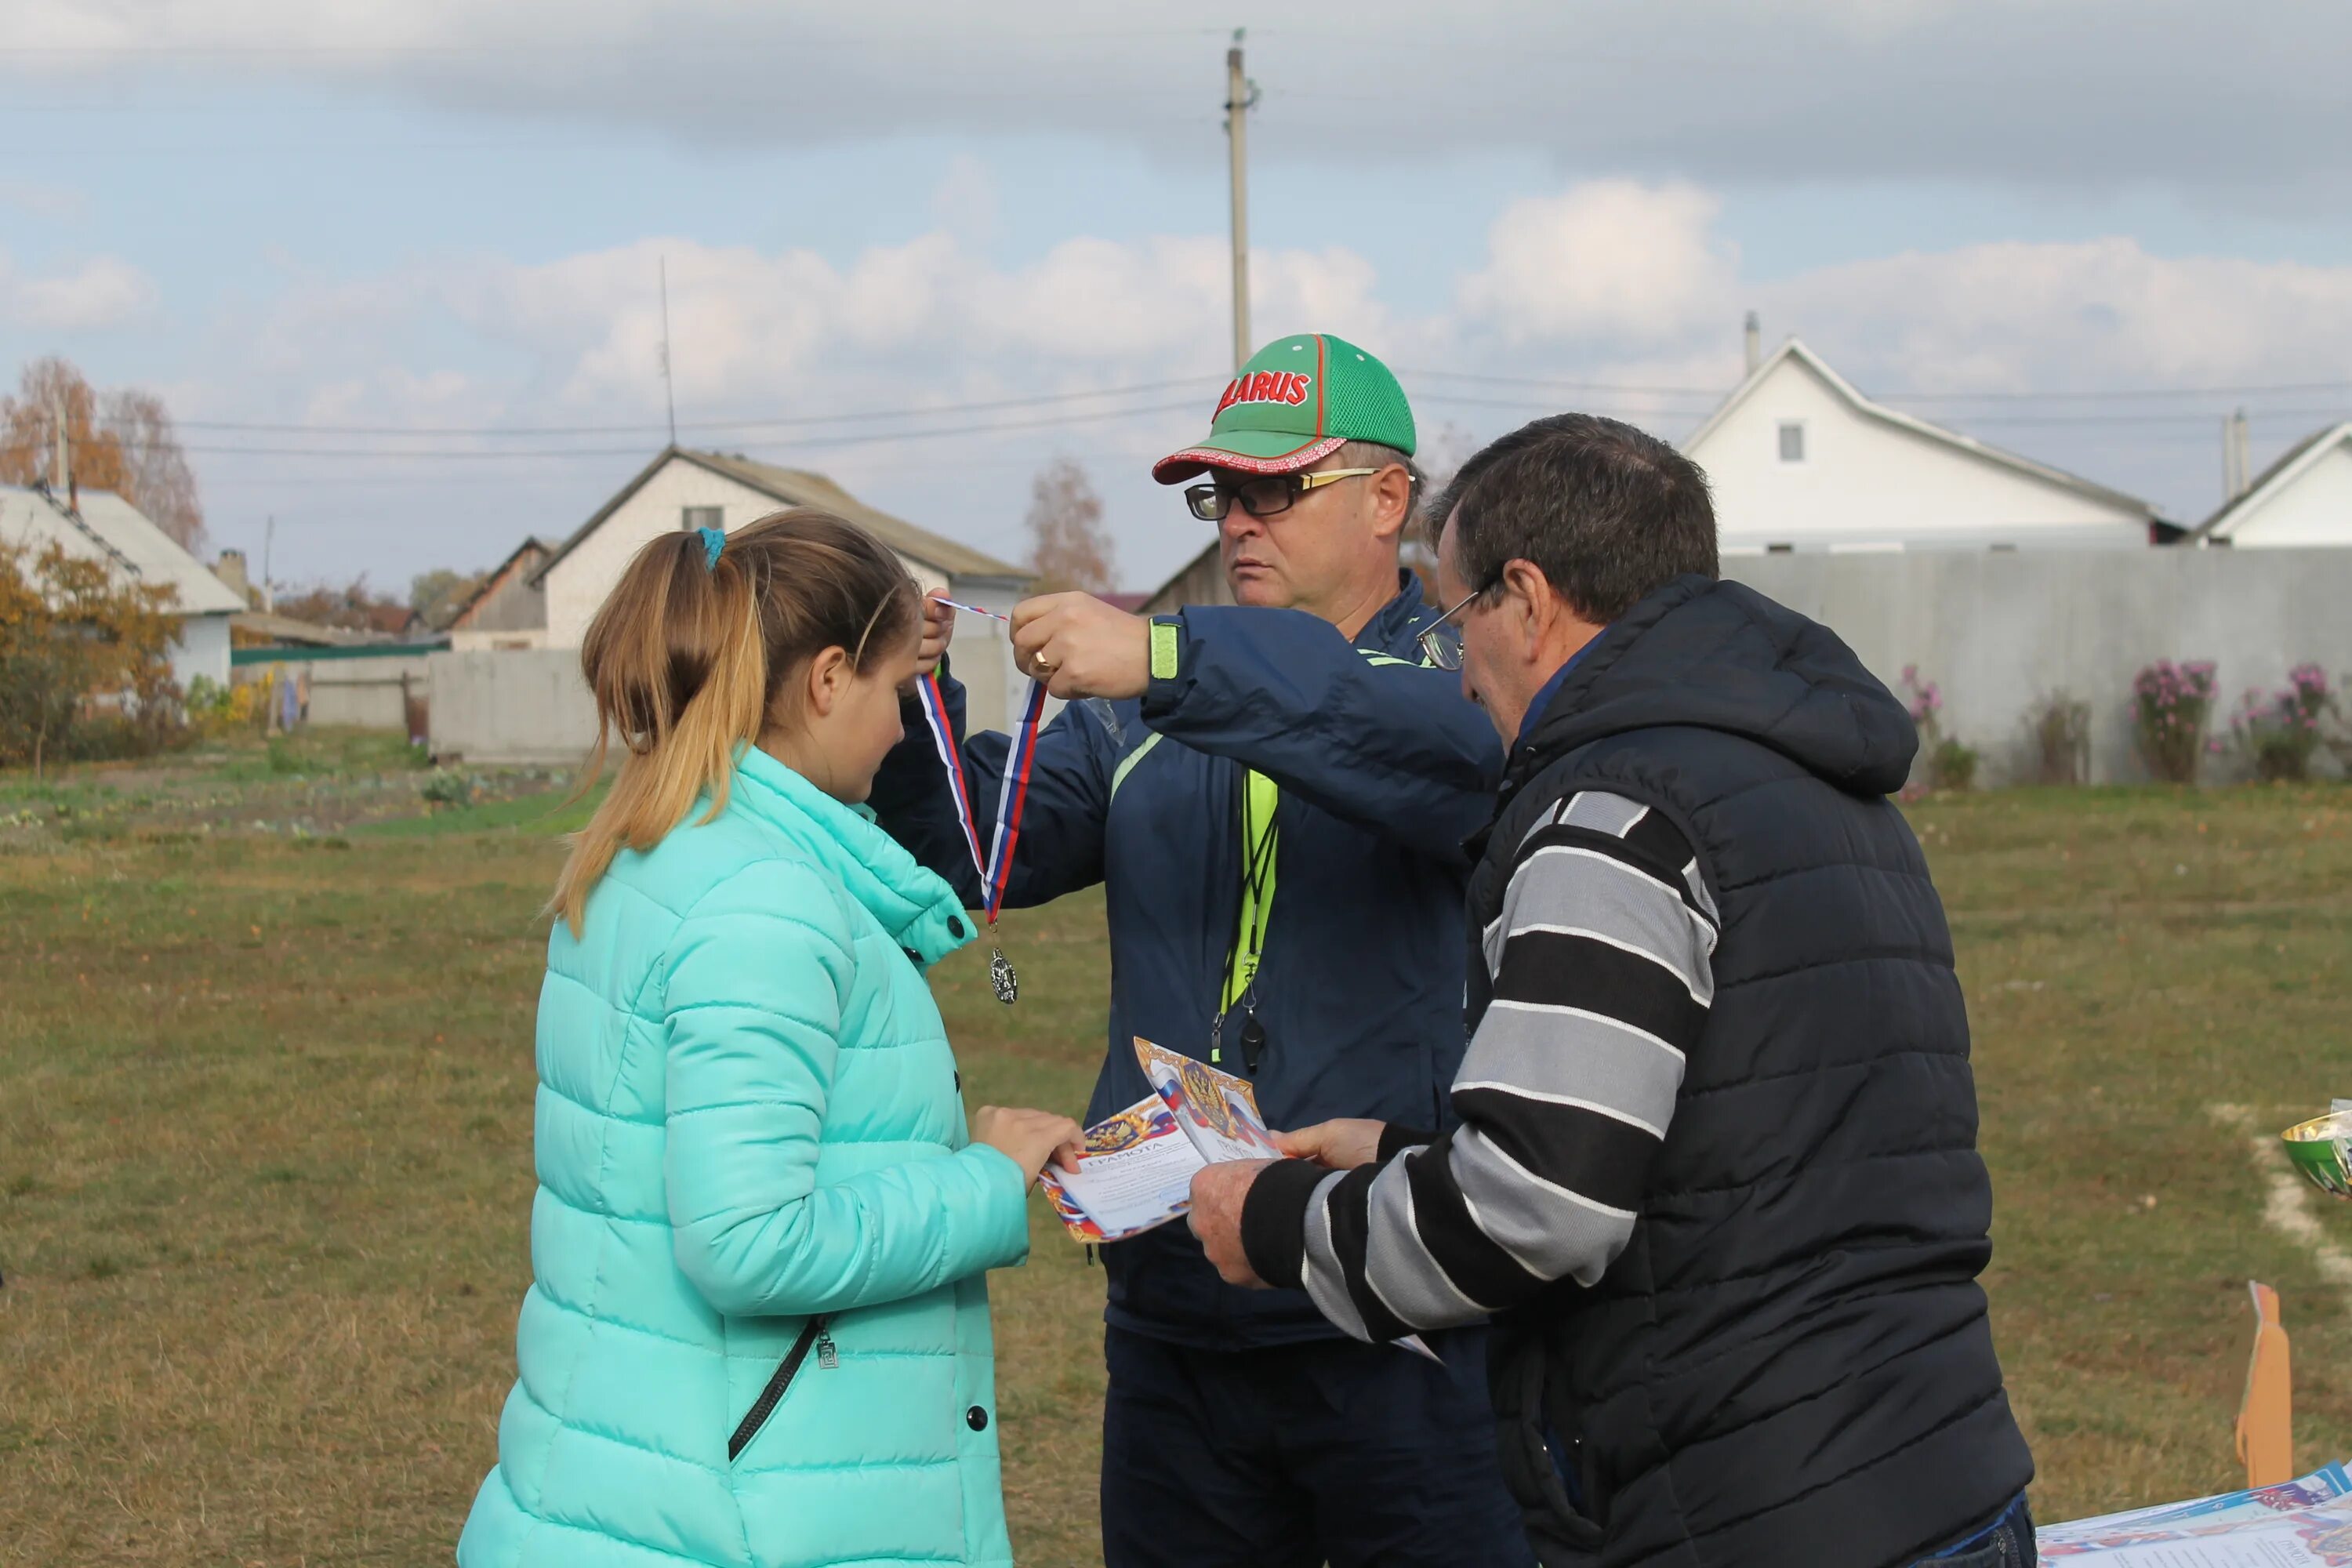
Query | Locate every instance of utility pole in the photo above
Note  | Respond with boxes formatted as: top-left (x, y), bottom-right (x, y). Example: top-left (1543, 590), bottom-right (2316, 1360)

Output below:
top-left (659, 256), bottom-right (678, 448)
top-left (263, 514), bottom-right (276, 613)
top-left (1224, 30), bottom-right (1260, 372)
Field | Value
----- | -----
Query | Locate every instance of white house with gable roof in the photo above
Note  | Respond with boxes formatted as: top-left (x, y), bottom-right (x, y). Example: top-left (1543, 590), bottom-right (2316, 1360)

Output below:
top-left (0, 483), bottom-right (245, 690)
top-left (532, 446), bottom-right (1036, 731)
top-left (2189, 423), bottom-right (2352, 547)
top-left (1684, 339), bottom-right (2162, 554)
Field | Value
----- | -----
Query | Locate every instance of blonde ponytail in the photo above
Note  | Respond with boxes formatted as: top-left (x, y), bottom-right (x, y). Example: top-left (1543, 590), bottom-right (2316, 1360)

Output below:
top-left (549, 509), bottom-right (917, 935)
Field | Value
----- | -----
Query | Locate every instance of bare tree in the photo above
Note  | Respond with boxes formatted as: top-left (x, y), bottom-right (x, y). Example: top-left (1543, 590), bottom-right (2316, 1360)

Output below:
top-left (0, 358), bottom-right (207, 555)
top-left (1025, 457), bottom-right (1118, 596)
top-left (0, 358), bottom-right (129, 496)
top-left (1417, 419), bottom-right (1483, 503)
top-left (103, 390), bottom-right (207, 555)
top-left (276, 575), bottom-right (409, 633)
top-left (410, 566), bottom-right (487, 630)
top-left (1405, 420), bottom-right (1485, 580)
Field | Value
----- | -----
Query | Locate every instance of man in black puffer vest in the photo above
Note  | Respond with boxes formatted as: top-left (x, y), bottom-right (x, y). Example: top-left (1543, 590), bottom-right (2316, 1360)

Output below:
top-left (1189, 413), bottom-right (2035, 1566)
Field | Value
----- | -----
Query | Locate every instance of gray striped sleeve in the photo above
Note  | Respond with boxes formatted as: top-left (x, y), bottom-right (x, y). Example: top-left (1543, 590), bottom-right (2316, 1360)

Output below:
top-left (1276, 790), bottom-right (1719, 1342)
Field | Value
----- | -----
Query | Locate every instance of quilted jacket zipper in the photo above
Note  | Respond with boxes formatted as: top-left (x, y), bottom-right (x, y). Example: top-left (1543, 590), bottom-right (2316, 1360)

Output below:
top-left (727, 1316), bottom-right (830, 1461)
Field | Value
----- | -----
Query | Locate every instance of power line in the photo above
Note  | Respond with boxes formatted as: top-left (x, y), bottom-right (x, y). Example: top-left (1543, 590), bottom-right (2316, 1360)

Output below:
top-left (1403, 368), bottom-right (1725, 397)
top-left (171, 378), bottom-right (1211, 436)
top-left (150, 368), bottom-right (2352, 442)
top-left (1417, 390), bottom-right (1716, 415)
top-left (1410, 393), bottom-right (2352, 430)
top-left (0, 31), bottom-right (1229, 60)
top-left (42, 369), bottom-right (2349, 456)
top-left (1883, 382), bottom-right (2352, 403)
top-left (191, 450), bottom-right (1084, 494)
top-left (1909, 408), bottom-right (2352, 428)
top-left (187, 450), bottom-right (1117, 499)
top-left (1406, 364), bottom-right (2352, 403)
top-left (7, 113), bottom-right (1227, 157)
top-left (0, 397), bottom-right (1200, 461)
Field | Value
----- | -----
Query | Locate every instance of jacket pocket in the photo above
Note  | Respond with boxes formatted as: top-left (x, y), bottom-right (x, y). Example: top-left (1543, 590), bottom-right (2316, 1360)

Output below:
top-left (728, 1316), bottom-right (832, 1462)
top-left (1488, 1319), bottom-right (1604, 1559)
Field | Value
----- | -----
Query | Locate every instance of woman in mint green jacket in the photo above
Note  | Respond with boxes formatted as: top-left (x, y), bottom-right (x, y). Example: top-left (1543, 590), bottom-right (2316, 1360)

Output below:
top-left (460, 510), bottom-right (1080, 1568)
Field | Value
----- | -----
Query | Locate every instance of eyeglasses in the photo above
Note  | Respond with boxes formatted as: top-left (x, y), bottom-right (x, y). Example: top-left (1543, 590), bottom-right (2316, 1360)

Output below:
top-left (1416, 577), bottom-right (1501, 671)
top-left (1183, 466), bottom-right (1379, 523)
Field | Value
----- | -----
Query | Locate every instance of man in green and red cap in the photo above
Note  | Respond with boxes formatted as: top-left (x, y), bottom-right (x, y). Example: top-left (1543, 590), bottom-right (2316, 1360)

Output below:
top-left (869, 333), bottom-right (1530, 1566)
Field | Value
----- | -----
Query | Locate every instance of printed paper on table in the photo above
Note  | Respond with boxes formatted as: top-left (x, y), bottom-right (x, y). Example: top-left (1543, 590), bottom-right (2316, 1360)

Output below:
top-left (2038, 1464), bottom-right (2352, 1563)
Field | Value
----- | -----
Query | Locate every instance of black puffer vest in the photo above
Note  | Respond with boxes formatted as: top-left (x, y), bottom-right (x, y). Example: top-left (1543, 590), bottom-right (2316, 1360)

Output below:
top-left (1470, 576), bottom-right (2032, 1568)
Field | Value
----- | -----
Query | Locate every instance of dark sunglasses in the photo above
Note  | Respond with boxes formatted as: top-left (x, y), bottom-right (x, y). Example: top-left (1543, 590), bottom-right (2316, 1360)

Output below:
top-left (1183, 466), bottom-right (1379, 522)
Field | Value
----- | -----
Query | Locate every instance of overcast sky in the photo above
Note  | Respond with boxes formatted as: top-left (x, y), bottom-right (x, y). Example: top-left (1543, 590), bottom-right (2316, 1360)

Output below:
top-left (7, 0), bottom-right (2351, 593)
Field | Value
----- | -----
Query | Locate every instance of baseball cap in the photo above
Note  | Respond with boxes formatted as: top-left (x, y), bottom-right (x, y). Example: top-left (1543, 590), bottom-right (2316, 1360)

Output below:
top-left (1152, 332), bottom-right (1417, 485)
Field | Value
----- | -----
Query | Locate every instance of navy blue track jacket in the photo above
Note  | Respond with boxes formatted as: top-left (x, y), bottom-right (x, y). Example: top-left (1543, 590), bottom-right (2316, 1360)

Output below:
top-left (868, 575), bottom-right (1502, 1348)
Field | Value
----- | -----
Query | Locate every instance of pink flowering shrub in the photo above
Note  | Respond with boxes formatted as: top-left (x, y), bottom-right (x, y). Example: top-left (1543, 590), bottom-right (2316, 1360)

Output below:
top-left (2225, 663), bottom-right (2336, 783)
top-left (2131, 659), bottom-right (2218, 783)
top-left (1900, 666), bottom-right (1978, 789)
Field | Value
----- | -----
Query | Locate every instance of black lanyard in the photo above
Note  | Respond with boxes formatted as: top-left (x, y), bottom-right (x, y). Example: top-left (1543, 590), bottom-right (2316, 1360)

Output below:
top-left (1214, 769), bottom-right (1277, 1073)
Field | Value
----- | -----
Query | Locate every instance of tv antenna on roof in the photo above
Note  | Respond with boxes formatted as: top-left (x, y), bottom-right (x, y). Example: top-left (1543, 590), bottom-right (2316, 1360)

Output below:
top-left (659, 256), bottom-right (677, 448)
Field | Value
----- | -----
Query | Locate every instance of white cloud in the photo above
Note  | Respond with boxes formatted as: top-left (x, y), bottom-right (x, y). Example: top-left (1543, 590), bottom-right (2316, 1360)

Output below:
top-left (9, 1), bottom-right (2351, 203)
top-left (416, 226), bottom-right (1392, 412)
top-left (199, 176), bottom-right (2352, 438)
top-left (1457, 182), bottom-right (1734, 347)
top-left (0, 252), bottom-right (157, 332)
top-left (929, 154), bottom-right (1000, 248)
top-left (1762, 241), bottom-right (2352, 392)
top-left (166, 175), bottom-right (2352, 590)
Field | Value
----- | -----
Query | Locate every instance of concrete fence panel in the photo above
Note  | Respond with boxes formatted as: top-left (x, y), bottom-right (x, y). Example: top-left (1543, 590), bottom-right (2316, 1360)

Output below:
top-left (423, 552), bottom-right (2352, 786)
top-left (303, 655), bottom-right (431, 731)
top-left (427, 650), bottom-right (599, 766)
top-left (1721, 548), bottom-right (2352, 784)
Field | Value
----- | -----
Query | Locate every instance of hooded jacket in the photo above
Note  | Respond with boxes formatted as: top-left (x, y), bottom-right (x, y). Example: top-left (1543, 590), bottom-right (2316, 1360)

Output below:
top-left (1242, 575), bottom-right (2032, 1565)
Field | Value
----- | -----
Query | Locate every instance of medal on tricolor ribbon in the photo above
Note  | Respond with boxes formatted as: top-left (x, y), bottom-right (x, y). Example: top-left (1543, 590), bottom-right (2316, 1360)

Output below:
top-left (914, 667), bottom-right (1048, 1005)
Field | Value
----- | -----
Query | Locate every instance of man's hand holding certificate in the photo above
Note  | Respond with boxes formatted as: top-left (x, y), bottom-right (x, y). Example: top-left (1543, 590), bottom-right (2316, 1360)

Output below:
top-left (1036, 1039), bottom-right (1282, 1243)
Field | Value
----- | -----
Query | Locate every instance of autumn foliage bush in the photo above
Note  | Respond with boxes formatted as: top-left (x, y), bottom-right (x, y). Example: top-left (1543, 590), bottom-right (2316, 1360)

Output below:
top-left (0, 543), bottom-right (187, 772)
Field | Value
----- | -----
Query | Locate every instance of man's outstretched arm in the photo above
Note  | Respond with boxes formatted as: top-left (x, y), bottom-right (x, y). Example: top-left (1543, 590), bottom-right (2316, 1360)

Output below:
top-left (1201, 793), bottom-right (1719, 1340)
top-left (1138, 604), bottom-right (1501, 863)
top-left (1009, 591), bottom-right (1501, 866)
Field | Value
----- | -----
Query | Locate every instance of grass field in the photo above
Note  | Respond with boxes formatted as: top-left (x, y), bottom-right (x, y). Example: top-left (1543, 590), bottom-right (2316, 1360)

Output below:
top-left (3, 732), bottom-right (2350, 1565)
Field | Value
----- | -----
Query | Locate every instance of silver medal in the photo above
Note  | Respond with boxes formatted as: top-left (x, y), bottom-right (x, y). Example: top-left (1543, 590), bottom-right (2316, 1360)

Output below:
top-left (989, 946), bottom-right (1019, 1005)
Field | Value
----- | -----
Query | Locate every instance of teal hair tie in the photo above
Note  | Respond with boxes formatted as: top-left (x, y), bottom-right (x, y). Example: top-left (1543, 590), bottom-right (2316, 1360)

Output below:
top-left (698, 525), bottom-right (725, 569)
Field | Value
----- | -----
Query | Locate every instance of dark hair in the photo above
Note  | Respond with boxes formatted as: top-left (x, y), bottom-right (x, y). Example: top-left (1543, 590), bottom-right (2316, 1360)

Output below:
top-left (552, 507), bottom-right (917, 933)
top-left (1428, 413), bottom-right (1718, 622)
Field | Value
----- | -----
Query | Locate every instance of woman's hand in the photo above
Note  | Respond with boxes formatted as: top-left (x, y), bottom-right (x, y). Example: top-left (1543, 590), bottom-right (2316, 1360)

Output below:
top-left (972, 1105), bottom-right (1085, 1185)
top-left (1273, 1117), bottom-right (1386, 1171)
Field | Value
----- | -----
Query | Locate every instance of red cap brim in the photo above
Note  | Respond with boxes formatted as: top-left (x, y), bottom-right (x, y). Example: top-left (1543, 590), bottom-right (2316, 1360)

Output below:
top-left (1151, 436), bottom-right (1348, 486)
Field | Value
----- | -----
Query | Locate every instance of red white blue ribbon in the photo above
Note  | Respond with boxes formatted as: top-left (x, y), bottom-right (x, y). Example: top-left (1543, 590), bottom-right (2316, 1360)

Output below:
top-left (914, 670), bottom-right (1047, 927)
